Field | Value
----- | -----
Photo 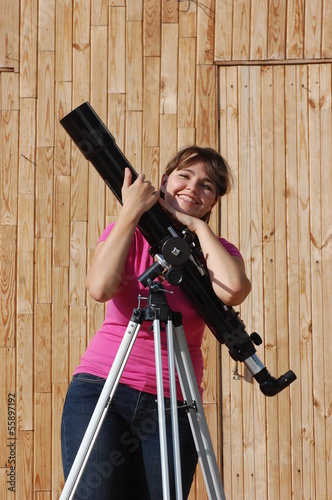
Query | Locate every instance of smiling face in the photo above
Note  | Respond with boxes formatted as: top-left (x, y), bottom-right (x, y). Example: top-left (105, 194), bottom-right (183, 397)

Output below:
top-left (160, 162), bottom-right (219, 220)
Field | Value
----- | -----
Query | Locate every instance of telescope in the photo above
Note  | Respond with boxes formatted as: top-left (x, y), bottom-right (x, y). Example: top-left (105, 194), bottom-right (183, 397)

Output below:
top-left (60, 102), bottom-right (296, 397)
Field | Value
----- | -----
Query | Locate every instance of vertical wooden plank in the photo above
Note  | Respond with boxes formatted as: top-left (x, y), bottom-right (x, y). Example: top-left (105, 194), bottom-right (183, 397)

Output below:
top-left (52, 267), bottom-right (69, 384)
top-left (107, 93), bottom-right (126, 150)
top-left (52, 384), bottom-right (67, 498)
top-left (162, 0), bottom-right (178, 23)
top-left (285, 64), bottom-right (303, 498)
top-left (127, 0), bottom-right (143, 21)
top-left (39, 0), bottom-right (55, 51)
top-left (35, 238), bottom-right (52, 304)
top-left (304, 0), bottom-right (322, 58)
top-left (248, 65), bottom-right (266, 500)
top-left (91, 25), bottom-right (108, 118)
top-left (160, 23), bottom-right (178, 115)
top-left (0, 0), bottom-right (19, 69)
top-left (1, 71), bottom-right (20, 110)
top-left (0, 226), bottom-right (16, 347)
top-left (143, 56), bottom-right (160, 146)
top-left (55, 0), bottom-right (72, 82)
top-left (69, 306), bottom-right (87, 377)
top-left (17, 430), bottom-right (33, 500)
top-left (177, 128), bottom-right (195, 149)
top-left (235, 65), bottom-right (252, 500)
top-left (19, 97), bottom-right (36, 195)
top-left (322, 0), bottom-right (332, 58)
top-left (17, 314), bottom-right (33, 431)
top-left (126, 21), bottom-right (143, 111)
top-left (1, 110), bottom-right (18, 225)
top-left (71, 44), bottom-right (90, 223)
top-left (125, 111), bottom-right (143, 171)
top-left (178, 37), bottom-right (195, 129)
top-left (320, 63), bottom-right (332, 500)
top-left (273, 65), bottom-right (292, 500)
top-left (201, 332), bottom-right (218, 404)
top-left (53, 175), bottom-right (70, 266)
top-left (69, 221), bottom-right (87, 307)
top-left (106, 92), bottom-right (125, 232)
top-left (286, 0), bottom-right (304, 59)
top-left (91, 0), bottom-right (108, 25)
top-left (297, 65), bottom-right (314, 500)
top-left (232, 0), bottom-right (250, 60)
top-left (55, 82), bottom-right (72, 176)
top-left (72, 46), bottom-right (90, 109)
top-left (308, 63), bottom-right (326, 500)
top-left (215, 0), bottom-right (233, 61)
top-left (109, 6), bottom-right (126, 94)
top-left (36, 147), bottom-right (53, 238)
top-left (0, 348), bottom-right (15, 468)
top-left (73, 0), bottom-right (91, 44)
top-left (88, 165), bottom-right (106, 250)
top-left (20, 0), bottom-right (38, 96)
top-left (197, 0), bottom-right (214, 65)
top-left (160, 114), bottom-right (177, 170)
top-left (262, 64), bottom-right (280, 500)
top-left (142, 146), bottom-right (160, 186)
top-left (178, 0), bottom-right (196, 38)
top-left (219, 66), bottom-right (233, 500)
top-left (34, 393), bottom-right (52, 491)
top-left (17, 194), bottom-right (34, 315)
top-left (37, 51), bottom-right (55, 147)
top-left (34, 304), bottom-right (52, 393)
top-left (196, 65), bottom-right (217, 148)
top-left (267, 0), bottom-right (287, 60)
top-left (143, 0), bottom-right (161, 56)
top-left (250, 0), bottom-right (268, 60)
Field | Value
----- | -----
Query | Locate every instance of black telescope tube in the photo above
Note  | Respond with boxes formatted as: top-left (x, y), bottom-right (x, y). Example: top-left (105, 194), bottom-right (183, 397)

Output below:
top-left (60, 102), bottom-right (296, 396)
top-left (60, 102), bottom-right (175, 245)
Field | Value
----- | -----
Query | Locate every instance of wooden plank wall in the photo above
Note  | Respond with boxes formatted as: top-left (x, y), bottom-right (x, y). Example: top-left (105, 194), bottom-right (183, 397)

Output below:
top-left (0, 1), bottom-right (331, 499)
top-left (215, 2), bottom-right (332, 500)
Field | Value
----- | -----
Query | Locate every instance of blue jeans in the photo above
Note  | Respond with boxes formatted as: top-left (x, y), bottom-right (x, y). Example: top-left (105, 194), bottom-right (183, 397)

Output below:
top-left (61, 374), bottom-right (198, 499)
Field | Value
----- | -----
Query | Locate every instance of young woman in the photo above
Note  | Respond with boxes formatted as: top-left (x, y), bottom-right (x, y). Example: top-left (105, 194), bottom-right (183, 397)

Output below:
top-left (61, 146), bottom-right (251, 499)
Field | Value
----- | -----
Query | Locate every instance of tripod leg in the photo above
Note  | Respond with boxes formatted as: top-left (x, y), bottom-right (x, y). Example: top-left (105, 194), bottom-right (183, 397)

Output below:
top-left (60, 319), bottom-right (142, 500)
top-left (173, 325), bottom-right (226, 500)
top-left (153, 319), bottom-right (171, 500)
top-left (166, 319), bottom-right (183, 499)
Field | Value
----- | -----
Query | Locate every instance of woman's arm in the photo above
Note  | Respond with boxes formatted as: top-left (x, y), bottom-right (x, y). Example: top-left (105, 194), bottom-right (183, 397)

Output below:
top-left (86, 169), bottom-right (159, 302)
top-left (158, 198), bottom-right (251, 306)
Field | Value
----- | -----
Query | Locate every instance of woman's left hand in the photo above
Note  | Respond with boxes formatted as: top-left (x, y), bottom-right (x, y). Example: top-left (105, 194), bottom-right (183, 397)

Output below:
top-left (158, 197), bottom-right (200, 232)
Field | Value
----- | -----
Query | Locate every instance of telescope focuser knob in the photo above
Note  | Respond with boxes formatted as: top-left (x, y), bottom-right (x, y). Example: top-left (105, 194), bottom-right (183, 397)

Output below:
top-left (250, 332), bottom-right (262, 346)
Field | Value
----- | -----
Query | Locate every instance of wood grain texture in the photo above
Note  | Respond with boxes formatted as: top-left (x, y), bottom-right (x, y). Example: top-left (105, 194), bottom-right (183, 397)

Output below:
top-left (0, 0), bottom-right (331, 498)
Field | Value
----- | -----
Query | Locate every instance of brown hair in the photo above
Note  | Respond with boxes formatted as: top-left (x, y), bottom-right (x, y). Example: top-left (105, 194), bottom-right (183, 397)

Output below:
top-left (164, 145), bottom-right (233, 198)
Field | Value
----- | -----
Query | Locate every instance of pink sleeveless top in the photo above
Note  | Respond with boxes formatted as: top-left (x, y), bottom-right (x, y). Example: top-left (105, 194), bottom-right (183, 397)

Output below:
top-left (74, 224), bottom-right (242, 399)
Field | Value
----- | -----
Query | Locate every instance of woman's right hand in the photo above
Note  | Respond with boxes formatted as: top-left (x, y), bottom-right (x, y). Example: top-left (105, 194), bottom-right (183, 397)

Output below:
top-left (121, 168), bottom-right (159, 220)
top-left (86, 169), bottom-right (159, 302)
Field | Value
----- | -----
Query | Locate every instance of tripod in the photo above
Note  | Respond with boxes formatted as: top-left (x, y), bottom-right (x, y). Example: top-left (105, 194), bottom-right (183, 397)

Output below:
top-left (60, 277), bottom-right (226, 499)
